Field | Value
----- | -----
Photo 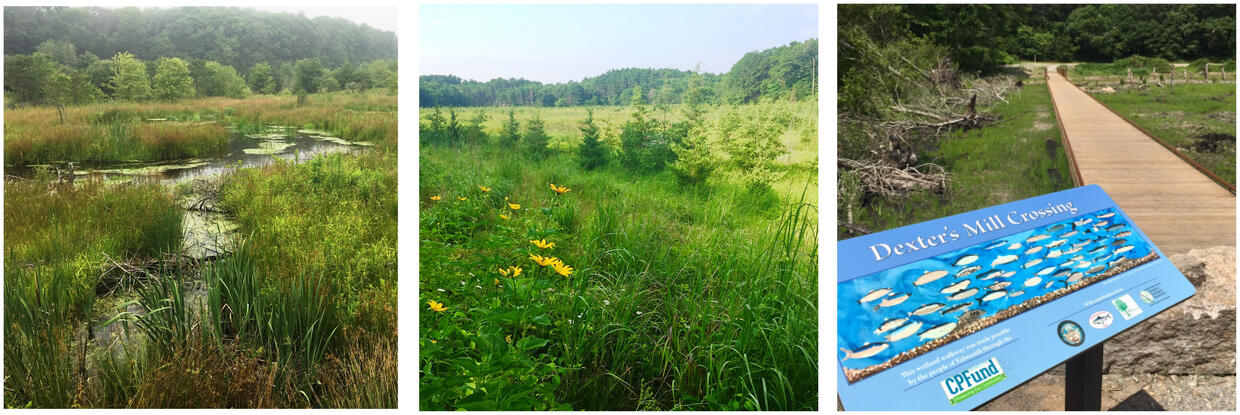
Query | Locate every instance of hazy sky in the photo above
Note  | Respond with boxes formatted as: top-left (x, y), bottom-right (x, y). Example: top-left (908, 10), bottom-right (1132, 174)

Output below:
top-left (253, 7), bottom-right (398, 35)
top-left (420, 4), bottom-right (817, 83)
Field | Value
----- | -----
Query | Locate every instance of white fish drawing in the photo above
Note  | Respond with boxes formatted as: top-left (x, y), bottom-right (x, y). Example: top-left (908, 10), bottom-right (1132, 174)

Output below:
top-left (1023, 258), bottom-right (1043, 268)
top-left (859, 288), bottom-right (893, 303)
top-left (1106, 224), bottom-right (1125, 232)
top-left (1026, 234), bottom-right (1051, 243)
top-left (948, 287), bottom-right (980, 301)
top-left (913, 270), bottom-right (950, 286)
top-left (886, 321), bottom-right (924, 342)
top-left (1008, 243), bottom-right (1023, 250)
top-left (1049, 224), bottom-right (1068, 232)
top-left (841, 343), bottom-right (889, 361)
top-left (954, 254), bottom-right (979, 266)
top-left (988, 281), bottom-right (1012, 290)
top-left (985, 240), bottom-right (1008, 250)
top-left (1114, 245), bottom-right (1134, 254)
top-left (1010, 290), bottom-right (1026, 297)
top-left (981, 290), bottom-right (1007, 302)
top-left (940, 280), bottom-right (971, 295)
top-left (1024, 276), bottom-right (1043, 287)
top-left (874, 317), bottom-right (909, 334)
top-left (1025, 246), bottom-right (1044, 255)
top-left (980, 270), bottom-right (1005, 280)
top-left (878, 293), bottom-right (911, 308)
top-left (1075, 218), bottom-right (1093, 226)
top-left (1044, 280), bottom-right (1055, 289)
top-left (941, 302), bottom-right (972, 315)
top-left (1068, 272), bottom-right (1085, 282)
top-left (1076, 260), bottom-right (1093, 269)
top-left (1062, 230), bottom-right (1079, 238)
top-left (1001, 271), bottom-right (1016, 278)
top-left (1115, 231), bottom-right (1132, 238)
top-left (955, 266), bottom-right (982, 278)
top-left (1087, 265), bottom-right (1106, 274)
top-left (1052, 268), bottom-right (1072, 278)
top-left (1047, 249), bottom-right (1064, 258)
top-left (1037, 266), bottom-right (1056, 276)
top-left (992, 255), bottom-right (1019, 266)
top-left (911, 303), bottom-right (945, 316)
top-left (919, 322), bottom-right (958, 340)
top-left (1048, 239), bottom-right (1068, 248)
top-left (1098, 212), bottom-right (1115, 219)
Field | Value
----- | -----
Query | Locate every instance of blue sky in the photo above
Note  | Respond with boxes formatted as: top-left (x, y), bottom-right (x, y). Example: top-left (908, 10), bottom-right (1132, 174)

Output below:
top-left (419, 4), bottom-right (817, 83)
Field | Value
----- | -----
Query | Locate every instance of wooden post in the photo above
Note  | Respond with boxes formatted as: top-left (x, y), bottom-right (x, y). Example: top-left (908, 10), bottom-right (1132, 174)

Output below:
top-left (1126, 67), bottom-right (1134, 83)
top-left (1169, 68), bottom-right (1174, 93)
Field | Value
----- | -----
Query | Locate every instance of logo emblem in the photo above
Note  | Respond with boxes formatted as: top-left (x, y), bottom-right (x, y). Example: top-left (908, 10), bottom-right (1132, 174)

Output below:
top-left (1139, 290), bottom-right (1155, 304)
top-left (1113, 294), bottom-right (1144, 320)
top-left (1058, 320), bottom-right (1085, 346)
top-left (941, 357), bottom-right (1006, 404)
top-left (1088, 311), bottom-right (1113, 329)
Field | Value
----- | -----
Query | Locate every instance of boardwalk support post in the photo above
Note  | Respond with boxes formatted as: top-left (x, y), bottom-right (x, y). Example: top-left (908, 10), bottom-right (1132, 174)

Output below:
top-left (1064, 343), bottom-right (1104, 411)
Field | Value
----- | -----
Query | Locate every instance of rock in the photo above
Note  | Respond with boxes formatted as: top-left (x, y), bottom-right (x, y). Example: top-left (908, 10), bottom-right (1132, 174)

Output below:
top-left (1100, 86), bottom-right (1116, 93)
top-left (1104, 246), bottom-right (1235, 375)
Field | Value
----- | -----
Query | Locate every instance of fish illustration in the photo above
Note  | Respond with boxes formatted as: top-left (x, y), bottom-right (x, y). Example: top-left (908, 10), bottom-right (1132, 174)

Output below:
top-left (981, 290), bottom-right (1008, 302)
top-left (911, 303), bottom-right (946, 316)
top-left (948, 287), bottom-right (980, 301)
top-left (992, 255), bottom-right (1019, 266)
top-left (1010, 290), bottom-right (1026, 297)
top-left (1095, 220), bottom-right (1110, 228)
top-left (1114, 245), bottom-right (1134, 254)
top-left (955, 266), bottom-right (983, 277)
top-left (985, 240), bottom-right (1008, 250)
top-left (1052, 268), bottom-right (1072, 278)
top-left (1024, 276), bottom-right (1043, 287)
top-left (940, 280), bottom-right (971, 294)
top-left (1049, 224), bottom-right (1068, 232)
top-left (1023, 258), bottom-right (1043, 268)
top-left (1001, 271), bottom-right (1016, 278)
top-left (1089, 246), bottom-right (1107, 255)
top-left (913, 270), bottom-right (950, 286)
top-left (988, 281), bottom-right (1012, 290)
top-left (941, 302), bottom-right (973, 315)
top-left (1062, 230), bottom-right (1079, 238)
top-left (1111, 239), bottom-right (1127, 246)
top-left (1036, 266), bottom-right (1056, 276)
top-left (1025, 246), bottom-right (1044, 255)
top-left (1067, 272), bottom-right (1085, 282)
top-left (1044, 280), bottom-right (1055, 289)
top-left (1047, 249), bottom-right (1064, 258)
top-left (1008, 243), bottom-right (1023, 250)
top-left (1075, 218), bottom-right (1093, 226)
top-left (1098, 212), bottom-right (1115, 219)
top-left (1047, 239), bottom-right (1068, 248)
top-left (1026, 234), bottom-right (1051, 243)
top-left (1076, 260), bottom-right (1093, 269)
top-left (980, 270), bottom-right (1005, 280)
top-left (1115, 231), bottom-right (1132, 238)
top-left (1070, 255), bottom-right (1085, 262)
top-left (841, 343), bottom-right (889, 361)
top-left (1106, 224), bottom-right (1125, 232)
top-left (886, 321), bottom-right (924, 342)
top-left (859, 288), bottom-right (893, 303)
top-left (878, 293), bottom-right (911, 308)
top-left (1065, 247), bottom-right (1083, 254)
top-left (1095, 253), bottom-right (1113, 262)
top-left (874, 317), bottom-right (909, 334)
top-left (954, 254), bottom-right (979, 266)
top-left (1087, 265), bottom-right (1106, 274)
top-left (919, 322), bottom-right (958, 340)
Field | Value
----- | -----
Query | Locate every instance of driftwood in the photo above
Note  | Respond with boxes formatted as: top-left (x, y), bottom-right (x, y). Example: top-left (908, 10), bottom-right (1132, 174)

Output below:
top-left (96, 253), bottom-right (219, 296)
top-left (839, 158), bottom-right (948, 199)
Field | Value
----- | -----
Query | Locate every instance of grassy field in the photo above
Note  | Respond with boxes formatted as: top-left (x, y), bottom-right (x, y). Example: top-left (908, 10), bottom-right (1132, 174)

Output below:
top-left (3, 92), bottom-right (397, 408)
top-left (419, 102), bottom-right (818, 410)
top-left (1087, 82), bottom-right (1237, 187)
top-left (839, 81), bottom-right (1074, 236)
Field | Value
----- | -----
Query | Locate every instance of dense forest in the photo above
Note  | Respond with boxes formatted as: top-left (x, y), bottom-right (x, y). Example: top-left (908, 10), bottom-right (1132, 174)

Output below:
top-left (4, 7), bottom-right (397, 107)
top-left (5, 7), bottom-right (396, 70)
top-left (841, 4), bottom-right (1235, 75)
top-left (419, 39), bottom-right (817, 107)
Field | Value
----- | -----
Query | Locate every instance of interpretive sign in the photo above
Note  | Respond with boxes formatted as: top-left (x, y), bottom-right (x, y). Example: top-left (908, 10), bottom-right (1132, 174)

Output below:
top-left (836, 185), bottom-right (1195, 410)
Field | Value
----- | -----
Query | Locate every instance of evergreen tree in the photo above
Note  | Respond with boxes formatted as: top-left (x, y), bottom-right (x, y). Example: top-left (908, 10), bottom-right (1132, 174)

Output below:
top-left (523, 115), bottom-right (551, 157)
top-left (577, 109), bottom-right (608, 170)
top-left (499, 109), bottom-right (521, 146)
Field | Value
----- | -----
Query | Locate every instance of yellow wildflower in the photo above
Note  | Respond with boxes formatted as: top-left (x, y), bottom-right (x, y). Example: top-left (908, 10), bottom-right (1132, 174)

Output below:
top-left (510, 266), bottom-right (522, 277)
top-left (494, 278), bottom-right (500, 285)
top-left (458, 197), bottom-right (468, 201)
top-left (478, 185), bottom-right (491, 192)
top-left (506, 335), bottom-right (513, 344)
top-left (430, 195), bottom-right (442, 201)
top-left (529, 239), bottom-right (556, 249)
top-left (430, 339), bottom-right (437, 343)
top-left (499, 214), bottom-right (510, 220)
top-left (498, 267), bottom-right (510, 277)
top-left (508, 202), bottom-right (521, 210)
top-left (498, 265), bottom-right (522, 277)
top-left (551, 260), bottom-right (574, 277)
top-left (529, 254), bottom-right (556, 267)
top-left (427, 300), bottom-right (447, 313)
top-left (550, 183), bottom-right (572, 194)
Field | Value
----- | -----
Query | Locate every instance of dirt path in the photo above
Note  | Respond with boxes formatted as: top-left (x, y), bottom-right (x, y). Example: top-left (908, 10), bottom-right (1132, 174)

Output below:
top-left (1045, 69), bottom-right (1235, 256)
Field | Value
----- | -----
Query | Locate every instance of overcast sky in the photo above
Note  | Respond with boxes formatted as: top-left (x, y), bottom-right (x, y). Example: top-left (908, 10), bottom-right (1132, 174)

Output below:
top-left (420, 4), bottom-right (817, 83)
top-left (252, 6), bottom-right (398, 35)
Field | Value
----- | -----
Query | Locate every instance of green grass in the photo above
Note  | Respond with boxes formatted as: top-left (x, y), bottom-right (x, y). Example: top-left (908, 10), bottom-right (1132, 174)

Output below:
top-left (419, 112), bottom-right (818, 410)
top-left (1088, 82), bottom-right (1237, 187)
top-left (839, 82), bottom-right (1073, 236)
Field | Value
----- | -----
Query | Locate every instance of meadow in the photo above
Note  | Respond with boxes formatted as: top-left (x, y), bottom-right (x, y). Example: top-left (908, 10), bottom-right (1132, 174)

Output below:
top-left (838, 80), bottom-right (1074, 236)
top-left (1086, 82), bottom-right (1237, 187)
top-left (3, 91), bottom-right (397, 408)
top-left (419, 101), bottom-right (818, 410)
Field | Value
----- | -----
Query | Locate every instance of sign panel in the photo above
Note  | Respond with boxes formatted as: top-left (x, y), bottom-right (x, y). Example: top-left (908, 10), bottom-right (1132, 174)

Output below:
top-left (836, 185), bottom-right (1195, 410)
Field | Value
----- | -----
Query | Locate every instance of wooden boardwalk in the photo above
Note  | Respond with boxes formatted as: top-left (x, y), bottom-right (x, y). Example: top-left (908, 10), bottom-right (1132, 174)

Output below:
top-left (1045, 69), bottom-right (1235, 255)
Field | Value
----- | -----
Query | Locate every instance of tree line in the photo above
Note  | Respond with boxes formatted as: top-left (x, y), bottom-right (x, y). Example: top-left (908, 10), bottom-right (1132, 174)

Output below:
top-left (6, 45), bottom-right (398, 108)
top-left (4, 6), bottom-right (397, 72)
top-left (420, 39), bottom-right (816, 107)
top-left (840, 4), bottom-right (1235, 75)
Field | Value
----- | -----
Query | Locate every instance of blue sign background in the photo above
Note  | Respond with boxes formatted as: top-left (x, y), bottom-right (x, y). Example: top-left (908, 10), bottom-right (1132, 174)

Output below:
top-left (836, 185), bottom-right (1196, 410)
